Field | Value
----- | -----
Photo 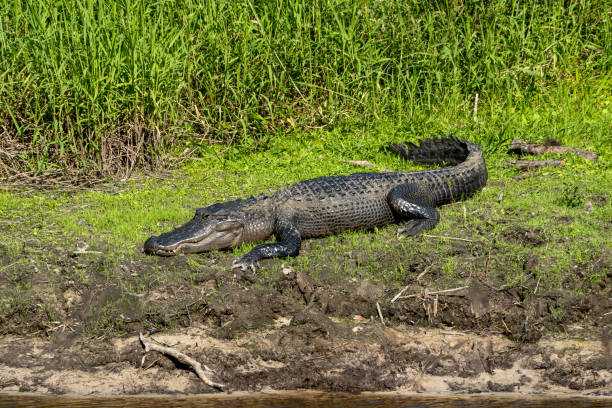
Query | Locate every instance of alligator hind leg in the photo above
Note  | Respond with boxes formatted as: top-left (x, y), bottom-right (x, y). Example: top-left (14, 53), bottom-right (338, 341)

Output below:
top-left (232, 219), bottom-right (301, 272)
top-left (387, 183), bottom-right (440, 237)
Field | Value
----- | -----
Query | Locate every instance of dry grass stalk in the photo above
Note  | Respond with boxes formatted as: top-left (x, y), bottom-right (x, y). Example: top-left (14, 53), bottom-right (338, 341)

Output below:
top-left (343, 159), bottom-right (393, 173)
top-left (397, 285), bottom-right (469, 301)
top-left (423, 234), bottom-right (473, 242)
top-left (508, 159), bottom-right (565, 171)
top-left (376, 302), bottom-right (385, 326)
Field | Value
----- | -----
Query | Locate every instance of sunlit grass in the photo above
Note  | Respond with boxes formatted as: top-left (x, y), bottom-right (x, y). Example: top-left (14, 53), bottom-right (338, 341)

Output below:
top-left (0, 0), bottom-right (609, 173)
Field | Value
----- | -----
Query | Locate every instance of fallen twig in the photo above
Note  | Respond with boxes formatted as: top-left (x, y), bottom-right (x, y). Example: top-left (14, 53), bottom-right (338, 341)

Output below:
top-left (72, 250), bottom-right (103, 256)
top-left (139, 332), bottom-right (224, 390)
top-left (391, 264), bottom-right (434, 302)
top-left (501, 319), bottom-right (511, 334)
top-left (397, 285), bottom-right (469, 300)
top-left (143, 356), bottom-right (164, 370)
top-left (376, 302), bottom-right (385, 326)
top-left (423, 234), bottom-right (473, 242)
top-left (343, 159), bottom-right (393, 173)
top-left (433, 294), bottom-right (438, 317)
top-left (426, 286), bottom-right (469, 296)
top-left (72, 243), bottom-right (103, 256)
top-left (509, 139), bottom-right (598, 162)
top-left (477, 277), bottom-right (509, 292)
top-left (507, 159), bottom-right (565, 171)
top-left (441, 331), bottom-right (466, 336)
top-left (416, 264), bottom-right (434, 282)
top-left (534, 277), bottom-right (541, 295)
top-left (391, 284), bottom-right (411, 303)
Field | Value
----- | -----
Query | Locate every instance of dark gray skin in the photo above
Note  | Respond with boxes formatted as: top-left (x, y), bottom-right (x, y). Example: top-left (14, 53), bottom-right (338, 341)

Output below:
top-left (144, 137), bottom-right (488, 271)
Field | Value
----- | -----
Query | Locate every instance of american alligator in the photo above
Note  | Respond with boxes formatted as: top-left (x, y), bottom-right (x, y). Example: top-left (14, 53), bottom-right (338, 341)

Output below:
top-left (145, 137), bottom-right (487, 270)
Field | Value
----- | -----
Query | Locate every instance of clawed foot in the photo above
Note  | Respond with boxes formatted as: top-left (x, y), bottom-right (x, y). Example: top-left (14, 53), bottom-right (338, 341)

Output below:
top-left (232, 256), bottom-right (260, 272)
top-left (397, 219), bottom-right (430, 238)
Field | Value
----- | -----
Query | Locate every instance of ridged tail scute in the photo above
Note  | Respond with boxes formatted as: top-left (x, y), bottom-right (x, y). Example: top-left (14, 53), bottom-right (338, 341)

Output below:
top-left (388, 136), bottom-right (478, 166)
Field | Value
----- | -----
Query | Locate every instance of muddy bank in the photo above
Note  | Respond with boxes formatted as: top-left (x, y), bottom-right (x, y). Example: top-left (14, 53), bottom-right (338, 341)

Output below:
top-left (0, 257), bottom-right (610, 395)
top-left (0, 324), bottom-right (610, 395)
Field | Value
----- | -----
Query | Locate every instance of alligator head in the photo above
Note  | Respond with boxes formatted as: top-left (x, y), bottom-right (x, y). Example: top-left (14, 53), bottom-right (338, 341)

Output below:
top-left (144, 198), bottom-right (253, 256)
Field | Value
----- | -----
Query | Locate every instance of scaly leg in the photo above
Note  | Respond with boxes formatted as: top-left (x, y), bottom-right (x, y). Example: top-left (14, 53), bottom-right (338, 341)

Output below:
top-left (232, 219), bottom-right (301, 271)
top-left (387, 183), bottom-right (440, 236)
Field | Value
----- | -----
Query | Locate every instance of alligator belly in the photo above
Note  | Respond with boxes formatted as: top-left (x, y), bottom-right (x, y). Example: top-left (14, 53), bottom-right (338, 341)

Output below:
top-left (295, 197), bottom-right (395, 238)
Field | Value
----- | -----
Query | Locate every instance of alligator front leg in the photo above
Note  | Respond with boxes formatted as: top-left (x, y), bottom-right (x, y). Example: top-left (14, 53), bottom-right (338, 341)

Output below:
top-left (387, 183), bottom-right (440, 237)
top-left (232, 219), bottom-right (301, 272)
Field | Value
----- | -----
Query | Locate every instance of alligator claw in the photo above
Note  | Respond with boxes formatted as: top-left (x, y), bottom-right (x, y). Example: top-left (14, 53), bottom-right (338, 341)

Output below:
top-left (397, 219), bottom-right (429, 237)
top-left (232, 258), bottom-right (260, 272)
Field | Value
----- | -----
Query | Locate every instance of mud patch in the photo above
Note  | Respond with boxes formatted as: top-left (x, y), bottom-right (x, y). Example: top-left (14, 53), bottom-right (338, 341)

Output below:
top-left (0, 326), bottom-right (609, 395)
top-left (501, 226), bottom-right (546, 247)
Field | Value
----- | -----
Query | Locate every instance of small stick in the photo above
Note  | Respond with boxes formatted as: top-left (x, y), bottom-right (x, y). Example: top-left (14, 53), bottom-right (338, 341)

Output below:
top-left (483, 247), bottom-right (492, 275)
top-left (73, 242), bottom-right (103, 256)
top-left (423, 234), bottom-right (473, 242)
top-left (501, 319), bottom-right (511, 333)
top-left (473, 93), bottom-right (479, 122)
top-left (397, 285), bottom-right (469, 300)
top-left (72, 250), bottom-right (103, 255)
top-left (433, 294), bottom-right (438, 317)
top-left (416, 264), bottom-right (434, 282)
top-left (427, 286), bottom-right (468, 296)
top-left (508, 159), bottom-right (565, 171)
top-left (139, 332), bottom-right (224, 390)
top-left (376, 302), bottom-right (385, 326)
top-left (144, 356), bottom-right (164, 370)
top-left (533, 277), bottom-right (541, 295)
top-left (391, 284), bottom-right (411, 303)
top-left (343, 160), bottom-right (393, 173)
top-left (441, 331), bottom-right (466, 336)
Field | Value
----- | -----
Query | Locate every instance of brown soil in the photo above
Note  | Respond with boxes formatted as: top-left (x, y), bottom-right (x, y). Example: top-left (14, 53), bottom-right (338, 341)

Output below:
top-left (0, 325), bottom-right (610, 395)
top-left (0, 242), bottom-right (610, 396)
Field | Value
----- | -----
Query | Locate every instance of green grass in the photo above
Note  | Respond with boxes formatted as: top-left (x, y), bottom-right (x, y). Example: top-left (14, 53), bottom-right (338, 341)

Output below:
top-left (0, 0), bottom-right (610, 337)
top-left (0, 106), bottom-right (609, 335)
top-left (1, 0), bottom-right (609, 173)
top-left (0, 81), bottom-right (609, 287)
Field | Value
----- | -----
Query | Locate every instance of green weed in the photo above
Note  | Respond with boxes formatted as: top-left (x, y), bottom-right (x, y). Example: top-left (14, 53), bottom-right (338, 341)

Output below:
top-left (557, 181), bottom-right (585, 208)
top-left (0, 0), bottom-right (609, 174)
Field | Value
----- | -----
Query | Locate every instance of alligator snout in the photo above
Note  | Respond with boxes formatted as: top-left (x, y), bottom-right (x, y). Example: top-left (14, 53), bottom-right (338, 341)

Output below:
top-left (144, 235), bottom-right (174, 256)
top-left (144, 235), bottom-right (158, 249)
top-left (144, 216), bottom-right (246, 256)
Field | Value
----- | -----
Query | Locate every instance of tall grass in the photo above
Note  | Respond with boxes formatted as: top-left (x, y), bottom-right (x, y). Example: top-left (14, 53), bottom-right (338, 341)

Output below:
top-left (0, 0), bottom-right (609, 175)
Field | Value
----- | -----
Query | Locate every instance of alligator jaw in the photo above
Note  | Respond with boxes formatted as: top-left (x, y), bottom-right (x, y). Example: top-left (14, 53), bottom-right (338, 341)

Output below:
top-left (144, 217), bottom-right (243, 256)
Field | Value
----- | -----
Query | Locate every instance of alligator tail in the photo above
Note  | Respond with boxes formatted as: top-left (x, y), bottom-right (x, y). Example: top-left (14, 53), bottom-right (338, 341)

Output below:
top-left (388, 136), bottom-right (480, 166)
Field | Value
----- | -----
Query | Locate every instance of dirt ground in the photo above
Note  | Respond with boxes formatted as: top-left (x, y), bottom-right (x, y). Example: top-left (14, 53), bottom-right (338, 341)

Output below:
top-left (0, 321), bottom-right (610, 395)
top-left (0, 242), bottom-right (610, 396)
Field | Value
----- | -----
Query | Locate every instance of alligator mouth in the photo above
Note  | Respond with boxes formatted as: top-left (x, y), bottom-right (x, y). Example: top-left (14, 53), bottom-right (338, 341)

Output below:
top-left (144, 218), bottom-right (243, 256)
top-left (143, 236), bottom-right (204, 256)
